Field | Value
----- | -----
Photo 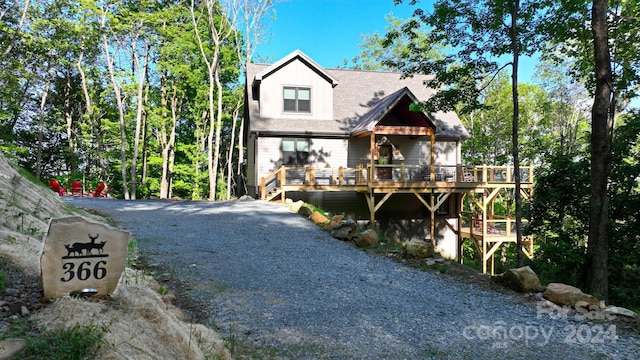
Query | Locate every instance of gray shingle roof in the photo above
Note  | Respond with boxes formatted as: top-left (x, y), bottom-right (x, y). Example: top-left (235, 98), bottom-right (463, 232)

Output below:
top-left (245, 50), bottom-right (469, 140)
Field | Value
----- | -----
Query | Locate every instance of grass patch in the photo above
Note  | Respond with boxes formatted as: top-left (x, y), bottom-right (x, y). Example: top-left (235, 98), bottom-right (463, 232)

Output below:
top-left (3, 320), bottom-right (106, 360)
top-left (302, 202), bottom-right (327, 216)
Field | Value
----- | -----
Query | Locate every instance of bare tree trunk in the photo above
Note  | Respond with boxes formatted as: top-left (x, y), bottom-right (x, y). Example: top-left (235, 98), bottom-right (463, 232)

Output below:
top-left (207, 75), bottom-right (216, 200)
top-left (226, 100), bottom-right (242, 199)
top-left (130, 42), bottom-right (150, 200)
top-left (141, 80), bottom-right (150, 197)
top-left (159, 75), bottom-right (170, 199)
top-left (226, 0), bottom-right (284, 192)
top-left (102, 10), bottom-right (129, 199)
top-left (167, 90), bottom-right (178, 199)
top-left (192, 109), bottom-right (208, 199)
top-left (64, 72), bottom-right (78, 175)
top-left (510, 0), bottom-right (524, 267)
top-left (191, 0), bottom-right (234, 201)
top-left (36, 71), bottom-right (51, 179)
top-left (77, 49), bottom-right (107, 182)
top-left (585, 0), bottom-right (612, 301)
top-left (2, 0), bottom-right (30, 56)
top-left (212, 68), bottom-right (226, 200)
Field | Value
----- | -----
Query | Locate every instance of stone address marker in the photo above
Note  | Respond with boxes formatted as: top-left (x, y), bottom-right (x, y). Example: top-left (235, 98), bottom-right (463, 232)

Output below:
top-left (40, 216), bottom-right (131, 300)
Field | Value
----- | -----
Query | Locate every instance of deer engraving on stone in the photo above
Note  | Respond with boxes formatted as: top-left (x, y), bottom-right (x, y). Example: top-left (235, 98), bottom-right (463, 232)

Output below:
top-left (62, 233), bottom-right (109, 259)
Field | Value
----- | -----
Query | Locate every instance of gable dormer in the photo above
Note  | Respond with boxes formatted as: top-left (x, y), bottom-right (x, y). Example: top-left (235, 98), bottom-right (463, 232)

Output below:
top-left (251, 50), bottom-right (339, 121)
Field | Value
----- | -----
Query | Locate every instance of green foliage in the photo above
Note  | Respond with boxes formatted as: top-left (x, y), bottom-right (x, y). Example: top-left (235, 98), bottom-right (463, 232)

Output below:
top-left (1, 0), bottom-right (245, 201)
top-left (388, 0), bottom-right (545, 113)
top-left (540, 0), bottom-right (639, 113)
top-left (4, 321), bottom-right (105, 360)
top-left (529, 112), bottom-right (640, 308)
top-left (343, 13), bottom-right (443, 71)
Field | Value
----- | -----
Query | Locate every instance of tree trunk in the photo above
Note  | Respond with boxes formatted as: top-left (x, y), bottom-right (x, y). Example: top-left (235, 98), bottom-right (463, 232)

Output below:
top-left (77, 49), bottom-right (107, 182)
top-left (510, 0), bottom-right (523, 267)
top-left (159, 76), bottom-right (170, 199)
top-left (2, 0), bottom-right (30, 56)
top-left (585, 0), bottom-right (612, 301)
top-left (141, 80), bottom-right (150, 197)
top-left (36, 71), bottom-right (51, 179)
top-left (130, 42), bottom-right (149, 200)
top-left (227, 100), bottom-right (242, 199)
top-left (102, 29), bottom-right (129, 199)
top-left (167, 88), bottom-right (179, 198)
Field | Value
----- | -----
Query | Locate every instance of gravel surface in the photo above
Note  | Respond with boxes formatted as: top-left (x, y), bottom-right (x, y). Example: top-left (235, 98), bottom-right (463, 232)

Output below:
top-left (68, 197), bottom-right (640, 359)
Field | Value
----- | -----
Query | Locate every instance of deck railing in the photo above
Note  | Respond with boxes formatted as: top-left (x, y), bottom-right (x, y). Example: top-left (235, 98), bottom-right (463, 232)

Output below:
top-left (259, 164), bottom-right (534, 200)
top-left (463, 214), bottom-right (525, 238)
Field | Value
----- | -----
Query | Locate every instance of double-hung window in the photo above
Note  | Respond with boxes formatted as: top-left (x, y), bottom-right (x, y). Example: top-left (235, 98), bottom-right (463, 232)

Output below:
top-left (283, 87), bottom-right (310, 113)
top-left (283, 139), bottom-right (309, 166)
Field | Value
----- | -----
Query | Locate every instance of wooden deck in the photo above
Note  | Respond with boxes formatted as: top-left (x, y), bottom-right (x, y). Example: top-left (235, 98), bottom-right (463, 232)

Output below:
top-left (260, 164), bottom-right (534, 200)
top-left (259, 164), bottom-right (535, 275)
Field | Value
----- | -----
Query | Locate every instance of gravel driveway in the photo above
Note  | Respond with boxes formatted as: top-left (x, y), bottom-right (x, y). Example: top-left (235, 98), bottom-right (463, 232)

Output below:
top-left (67, 198), bottom-right (639, 359)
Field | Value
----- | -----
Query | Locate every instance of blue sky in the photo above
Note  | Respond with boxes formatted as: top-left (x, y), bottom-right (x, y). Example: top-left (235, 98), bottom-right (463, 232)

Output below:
top-left (255, 0), bottom-right (539, 82)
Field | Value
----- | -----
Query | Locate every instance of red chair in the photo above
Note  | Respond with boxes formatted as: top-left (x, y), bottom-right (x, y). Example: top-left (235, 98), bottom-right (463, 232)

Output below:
top-left (70, 181), bottom-right (83, 196)
top-left (93, 183), bottom-right (106, 197)
top-left (48, 180), bottom-right (66, 196)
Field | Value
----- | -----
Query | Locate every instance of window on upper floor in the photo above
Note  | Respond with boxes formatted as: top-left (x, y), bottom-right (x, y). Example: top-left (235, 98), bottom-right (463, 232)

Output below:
top-left (282, 139), bottom-right (309, 166)
top-left (283, 87), bottom-right (310, 113)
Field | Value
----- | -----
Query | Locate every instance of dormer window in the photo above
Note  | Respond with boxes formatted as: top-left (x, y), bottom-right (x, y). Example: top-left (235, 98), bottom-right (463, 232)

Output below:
top-left (283, 87), bottom-right (310, 113)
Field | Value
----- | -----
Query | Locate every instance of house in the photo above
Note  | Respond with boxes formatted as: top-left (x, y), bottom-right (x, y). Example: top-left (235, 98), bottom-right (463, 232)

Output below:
top-left (244, 50), bottom-right (534, 273)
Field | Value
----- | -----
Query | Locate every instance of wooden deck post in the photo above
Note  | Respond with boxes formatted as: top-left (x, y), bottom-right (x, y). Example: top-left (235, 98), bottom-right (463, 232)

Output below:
top-left (370, 132), bottom-right (375, 184)
top-left (430, 133), bottom-right (435, 181)
top-left (278, 166), bottom-right (286, 202)
top-left (430, 192), bottom-right (436, 246)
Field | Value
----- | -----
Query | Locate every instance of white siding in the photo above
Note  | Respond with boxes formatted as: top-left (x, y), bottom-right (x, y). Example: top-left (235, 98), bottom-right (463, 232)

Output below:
top-left (256, 137), bottom-right (283, 181)
top-left (255, 137), bottom-right (348, 181)
top-left (259, 59), bottom-right (334, 120)
top-left (348, 137), bottom-right (461, 167)
top-left (434, 141), bottom-right (459, 165)
top-left (308, 138), bottom-right (348, 168)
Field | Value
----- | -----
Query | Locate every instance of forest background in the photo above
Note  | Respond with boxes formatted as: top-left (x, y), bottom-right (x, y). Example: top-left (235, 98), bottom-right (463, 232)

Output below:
top-left (1, 1), bottom-right (638, 309)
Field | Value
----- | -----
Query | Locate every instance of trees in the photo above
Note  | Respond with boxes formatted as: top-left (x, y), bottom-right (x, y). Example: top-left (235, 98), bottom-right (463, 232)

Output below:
top-left (389, 0), bottom-right (544, 266)
top-left (1, 0), bottom-right (247, 201)
top-left (385, 1), bottom-right (636, 300)
top-left (342, 13), bottom-right (442, 71)
top-left (190, 0), bottom-right (241, 201)
top-left (541, 0), bottom-right (638, 301)
top-left (224, 0), bottom-right (285, 199)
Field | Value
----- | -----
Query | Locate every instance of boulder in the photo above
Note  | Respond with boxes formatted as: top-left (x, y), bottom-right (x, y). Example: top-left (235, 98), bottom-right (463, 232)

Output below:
top-left (403, 240), bottom-right (434, 259)
top-left (41, 216), bottom-right (131, 300)
top-left (355, 229), bottom-right (378, 248)
top-left (298, 205), bottom-right (314, 217)
top-left (324, 215), bottom-right (344, 231)
top-left (284, 199), bottom-right (305, 213)
top-left (331, 220), bottom-right (358, 240)
top-left (308, 211), bottom-right (329, 225)
top-left (543, 283), bottom-right (602, 308)
top-left (494, 266), bottom-right (541, 293)
top-left (603, 306), bottom-right (637, 319)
